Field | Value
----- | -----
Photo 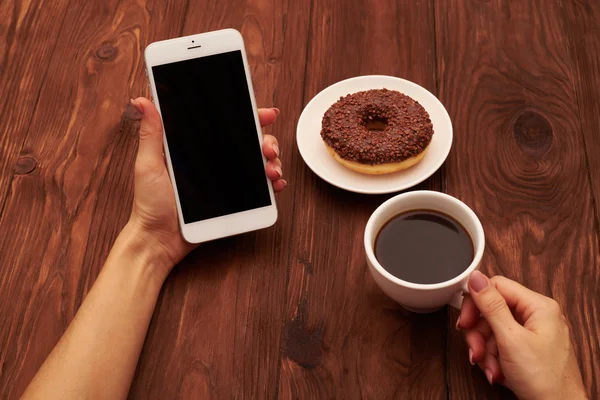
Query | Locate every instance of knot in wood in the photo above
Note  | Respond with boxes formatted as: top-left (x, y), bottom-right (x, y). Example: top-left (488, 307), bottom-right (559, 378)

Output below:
top-left (283, 315), bottom-right (324, 369)
top-left (124, 103), bottom-right (142, 121)
top-left (15, 157), bottom-right (37, 174)
top-left (513, 111), bottom-right (553, 157)
top-left (96, 43), bottom-right (118, 61)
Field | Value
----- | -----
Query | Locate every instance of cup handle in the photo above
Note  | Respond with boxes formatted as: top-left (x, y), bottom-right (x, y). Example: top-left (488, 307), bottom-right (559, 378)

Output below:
top-left (448, 281), bottom-right (470, 309)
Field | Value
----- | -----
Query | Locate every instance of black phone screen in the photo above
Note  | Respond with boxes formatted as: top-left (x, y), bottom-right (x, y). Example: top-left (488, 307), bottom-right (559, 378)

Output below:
top-left (152, 50), bottom-right (271, 224)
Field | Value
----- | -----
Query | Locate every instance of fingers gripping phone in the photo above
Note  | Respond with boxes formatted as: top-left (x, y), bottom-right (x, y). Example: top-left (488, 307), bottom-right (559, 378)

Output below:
top-left (144, 29), bottom-right (277, 243)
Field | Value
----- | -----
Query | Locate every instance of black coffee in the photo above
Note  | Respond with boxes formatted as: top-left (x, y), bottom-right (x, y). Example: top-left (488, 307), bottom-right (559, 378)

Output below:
top-left (375, 210), bottom-right (473, 284)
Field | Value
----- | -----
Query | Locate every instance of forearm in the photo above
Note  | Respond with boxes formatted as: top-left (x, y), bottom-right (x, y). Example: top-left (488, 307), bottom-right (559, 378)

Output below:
top-left (22, 223), bottom-right (170, 400)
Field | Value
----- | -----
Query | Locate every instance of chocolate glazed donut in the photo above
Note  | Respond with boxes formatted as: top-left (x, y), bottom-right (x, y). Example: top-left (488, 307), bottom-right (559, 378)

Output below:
top-left (320, 88), bottom-right (434, 175)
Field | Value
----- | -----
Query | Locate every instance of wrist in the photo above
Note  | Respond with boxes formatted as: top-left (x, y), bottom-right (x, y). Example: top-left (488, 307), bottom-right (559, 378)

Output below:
top-left (112, 222), bottom-right (175, 284)
top-left (536, 383), bottom-right (588, 400)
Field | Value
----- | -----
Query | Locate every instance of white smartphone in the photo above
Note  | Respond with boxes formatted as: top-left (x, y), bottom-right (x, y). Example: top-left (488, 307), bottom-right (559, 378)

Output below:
top-left (144, 29), bottom-right (277, 243)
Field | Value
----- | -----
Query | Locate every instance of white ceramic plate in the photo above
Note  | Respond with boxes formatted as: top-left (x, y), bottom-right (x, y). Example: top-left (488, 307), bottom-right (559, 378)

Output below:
top-left (296, 75), bottom-right (452, 194)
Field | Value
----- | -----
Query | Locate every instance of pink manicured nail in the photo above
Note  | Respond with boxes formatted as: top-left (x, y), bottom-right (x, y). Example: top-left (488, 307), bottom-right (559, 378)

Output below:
top-left (130, 98), bottom-right (144, 114)
top-left (469, 348), bottom-right (475, 365)
top-left (274, 166), bottom-right (282, 178)
top-left (485, 369), bottom-right (493, 385)
top-left (470, 270), bottom-right (488, 293)
top-left (273, 144), bottom-right (280, 157)
top-left (272, 108), bottom-right (280, 116)
top-left (455, 316), bottom-right (461, 330)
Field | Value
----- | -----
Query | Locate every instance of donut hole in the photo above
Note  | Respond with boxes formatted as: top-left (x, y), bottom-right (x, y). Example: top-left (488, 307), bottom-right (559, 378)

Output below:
top-left (364, 116), bottom-right (388, 131)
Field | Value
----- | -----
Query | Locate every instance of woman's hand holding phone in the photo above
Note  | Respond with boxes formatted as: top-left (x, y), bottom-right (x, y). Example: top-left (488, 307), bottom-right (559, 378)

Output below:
top-left (127, 97), bottom-right (285, 280)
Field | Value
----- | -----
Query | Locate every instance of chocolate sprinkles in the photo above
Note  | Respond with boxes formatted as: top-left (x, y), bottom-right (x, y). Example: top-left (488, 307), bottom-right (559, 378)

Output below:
top-left (320, 89), bottom-right (434, 165)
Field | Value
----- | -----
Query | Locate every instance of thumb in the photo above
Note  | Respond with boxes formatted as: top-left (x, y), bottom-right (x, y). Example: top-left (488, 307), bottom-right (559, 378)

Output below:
top-left (468, 271), bottom-right (521, 342)
top-left (131, 97), bottom-right (164, 172)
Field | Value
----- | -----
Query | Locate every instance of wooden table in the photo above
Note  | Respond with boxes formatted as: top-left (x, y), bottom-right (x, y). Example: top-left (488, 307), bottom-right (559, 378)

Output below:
top-left (1, 0), bottom-right (599, 398)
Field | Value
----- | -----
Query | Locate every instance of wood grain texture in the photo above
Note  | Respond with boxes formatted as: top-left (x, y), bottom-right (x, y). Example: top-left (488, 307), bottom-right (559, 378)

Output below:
top-left (278, 1), bottom-right (447, 398)
top-left (563, 1), bottom-right (600, 243)
top-left (436, 0), bottom-right (600, 398)
top-left (0, 0), bottom-right (70, 224)
top-left (561, 1), bottom-right (600, 395)
top-left (0, 0), bottom-right (187, 397)
top-left (128, 1), bottom-right (311, 398)
top-left (1, 0), bottom-right (600, 398)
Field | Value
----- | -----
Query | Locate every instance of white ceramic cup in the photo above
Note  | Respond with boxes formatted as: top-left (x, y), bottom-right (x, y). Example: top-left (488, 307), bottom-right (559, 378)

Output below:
top-left (364, 191), bottom-right (485, 313)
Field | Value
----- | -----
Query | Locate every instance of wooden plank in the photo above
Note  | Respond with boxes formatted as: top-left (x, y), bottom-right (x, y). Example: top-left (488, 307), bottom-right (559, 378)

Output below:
top-left (561, 1), bottom-right (600, 396)
top-left (127, 1), bottom-right (311, 398)
top-left (436, 0), bottom-right (600, 397)
top-left (278, 0), bottom-right (445, 398)
top-left (563, 4), bottom-right (600, 236)
top-left (0, 1), bottom-right (188, 398)
top-left (0, 0), bottom-right (70, 225)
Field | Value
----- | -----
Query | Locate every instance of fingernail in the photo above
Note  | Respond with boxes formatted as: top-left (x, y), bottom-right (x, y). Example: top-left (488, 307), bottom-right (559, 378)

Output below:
top-left (468, 348), bottom-right (475, 365)
top-left (273, 144), bottom-right (280, 157)
top-left (272, 108), bottom-right (280, 116)
top-left (274, 166), bottom-right (283, 178)
top-left (455, 316), bottom-right (461, 330)
top-left (470, 270), bottom-right (488, 293)
top-left (281, 179), bottom-right (287, 187)
top-left (130, 98), bottom-right (144, 114)
top-left (485, 369), bottom-right (493, 385)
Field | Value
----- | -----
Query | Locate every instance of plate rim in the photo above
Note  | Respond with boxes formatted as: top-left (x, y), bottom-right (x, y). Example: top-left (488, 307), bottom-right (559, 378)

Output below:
top-left (296, 74), bottom-right (453, 194)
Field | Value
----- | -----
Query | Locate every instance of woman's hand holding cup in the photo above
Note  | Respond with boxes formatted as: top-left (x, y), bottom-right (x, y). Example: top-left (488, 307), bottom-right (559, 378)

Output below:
top-left (457, 271), bottom-right (587, 400)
